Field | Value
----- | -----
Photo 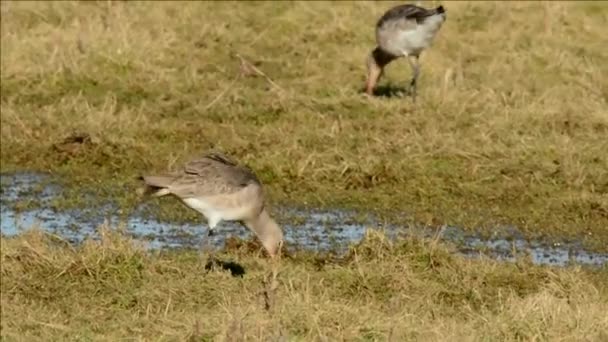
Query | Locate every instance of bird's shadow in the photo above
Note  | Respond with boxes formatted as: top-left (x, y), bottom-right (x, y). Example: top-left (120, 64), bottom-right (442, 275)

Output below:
top-left (359, 84), bottom-right (412, 98)
top-left (363, 84), bottom-right (412, 98)
top-left (204, 257), bottom-right (246, 277)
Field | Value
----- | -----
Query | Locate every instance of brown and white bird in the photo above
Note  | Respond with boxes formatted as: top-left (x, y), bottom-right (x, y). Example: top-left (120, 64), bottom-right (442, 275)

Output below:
top-left (365, 3), bottom-right (447, 100)
top-left (139, 152), bottom-right (284, 258)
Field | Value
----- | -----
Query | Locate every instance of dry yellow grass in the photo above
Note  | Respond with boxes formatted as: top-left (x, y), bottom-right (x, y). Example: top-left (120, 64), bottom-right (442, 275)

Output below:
top-left (1, 2), bottom-right (608, 339)
top-left (1, 1), bottom-right (607, 243)
top-left (1, 227), bottom-right (607, 341)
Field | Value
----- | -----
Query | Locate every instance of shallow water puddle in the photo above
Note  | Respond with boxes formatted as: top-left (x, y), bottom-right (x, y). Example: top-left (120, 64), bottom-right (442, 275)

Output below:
top-left (1, 172), bottom-right (606, 267)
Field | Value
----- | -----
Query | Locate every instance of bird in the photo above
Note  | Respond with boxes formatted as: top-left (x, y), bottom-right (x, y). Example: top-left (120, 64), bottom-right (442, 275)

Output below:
top-left (138, 152), bottom-right (284, 258)
top-left (365, 3), bottom-right (447, 101)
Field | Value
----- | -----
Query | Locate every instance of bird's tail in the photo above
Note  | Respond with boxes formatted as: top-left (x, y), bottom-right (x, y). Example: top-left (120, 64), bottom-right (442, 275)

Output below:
top-left (435, 5), bottom-right (445, 15)
top-left (136, 175), bottom-right (174, 197)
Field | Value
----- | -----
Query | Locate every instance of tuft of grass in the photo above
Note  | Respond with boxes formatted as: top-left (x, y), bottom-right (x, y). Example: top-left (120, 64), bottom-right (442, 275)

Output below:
top-left (1, 1), bottom-right (608, 244)
top-left (1, 227), bottom-right (607, 340)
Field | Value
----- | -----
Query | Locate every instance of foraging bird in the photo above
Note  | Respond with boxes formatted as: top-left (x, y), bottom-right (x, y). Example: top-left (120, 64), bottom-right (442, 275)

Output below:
top-left (365, 3), bottom-right (447, 100)
top-left (139, 152), bottom-right (284, 258)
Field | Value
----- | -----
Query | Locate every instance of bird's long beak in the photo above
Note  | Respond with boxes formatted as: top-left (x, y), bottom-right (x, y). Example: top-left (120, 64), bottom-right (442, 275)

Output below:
top-left (365, 47), bottom-right (396, 96)
top-left (366, 54), bottom-right (382, 95)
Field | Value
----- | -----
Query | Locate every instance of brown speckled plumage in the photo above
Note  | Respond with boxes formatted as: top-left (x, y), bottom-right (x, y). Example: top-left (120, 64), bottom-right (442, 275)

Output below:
top-left (139, 151), bottom-right (283, 258)
top-left (142, 152), bottom-right (260, 198)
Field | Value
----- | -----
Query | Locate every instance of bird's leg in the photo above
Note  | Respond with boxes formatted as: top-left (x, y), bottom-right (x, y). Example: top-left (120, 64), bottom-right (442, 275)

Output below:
top-left (365, 53), bottom-right (383, 96)
top-left (200, 216), bottom-right (220, 254)
top-left (407, 55), bottom-right (421, 102)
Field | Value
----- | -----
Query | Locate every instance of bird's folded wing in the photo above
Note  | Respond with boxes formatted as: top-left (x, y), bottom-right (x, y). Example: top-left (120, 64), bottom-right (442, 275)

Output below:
top-left (379, 5), bottom-right (439, 27)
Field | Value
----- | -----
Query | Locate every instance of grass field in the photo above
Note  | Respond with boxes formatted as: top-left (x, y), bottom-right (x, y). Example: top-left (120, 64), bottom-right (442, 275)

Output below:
top-left (1, 1), bottom-right (607, 242)
top-left (1, 1), bottom-right (608, 340)
top-left (1, 228), bottom-right (607, 341)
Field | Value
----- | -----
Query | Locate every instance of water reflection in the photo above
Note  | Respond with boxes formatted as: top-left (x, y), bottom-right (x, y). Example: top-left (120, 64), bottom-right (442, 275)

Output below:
top-left (1, 172), bottom-right (606, 267)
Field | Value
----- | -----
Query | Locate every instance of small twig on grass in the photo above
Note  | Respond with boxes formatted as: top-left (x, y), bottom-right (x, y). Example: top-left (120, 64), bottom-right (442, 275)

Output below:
top-left (261, 253), bottom-right (281, 312)
top-left (261, 271), bottom-right (279, 312)
top-left (234, 53), bottom-right (285, 93)
top-left (202, 73), bottom-right (242, 111)
top-left (31, 321), bottom-right (69, 331)
top-left (203, 52), bottom-right (285, 111)
top-left (164, 295), bottom-right (172, 317)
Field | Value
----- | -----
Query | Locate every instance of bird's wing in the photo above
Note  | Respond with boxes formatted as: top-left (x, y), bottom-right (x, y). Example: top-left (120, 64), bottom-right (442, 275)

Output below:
top-left (377, 4), bottom-right (439, 27)
top-left (169, 153), bottom-right (261, 198)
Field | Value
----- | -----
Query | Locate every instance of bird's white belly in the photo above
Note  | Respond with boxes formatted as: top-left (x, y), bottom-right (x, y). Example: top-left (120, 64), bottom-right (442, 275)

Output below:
top-left (388, 29), bottom-right (432, 56)
top-left (182, 197), bottom-right (250, 222)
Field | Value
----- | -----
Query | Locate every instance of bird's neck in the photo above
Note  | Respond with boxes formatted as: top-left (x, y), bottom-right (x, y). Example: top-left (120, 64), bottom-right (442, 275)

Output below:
top-left (244, 208), bottom-right (284, 256)
top-left (370, 47), bottom-right (397, 67)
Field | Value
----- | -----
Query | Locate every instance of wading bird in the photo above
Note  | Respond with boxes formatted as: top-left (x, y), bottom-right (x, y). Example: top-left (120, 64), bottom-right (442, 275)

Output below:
top-left (365, 3), bottom-right (447, 101)
top-left (139, 152), bottom-right (284, 258)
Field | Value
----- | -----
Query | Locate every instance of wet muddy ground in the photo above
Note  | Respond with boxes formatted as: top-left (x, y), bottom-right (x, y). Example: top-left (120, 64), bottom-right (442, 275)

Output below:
top-left (1, 172), bottom-right (606, 267)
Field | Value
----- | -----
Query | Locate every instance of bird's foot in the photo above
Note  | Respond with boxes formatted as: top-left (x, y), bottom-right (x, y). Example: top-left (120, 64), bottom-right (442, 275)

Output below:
top-left (409, 80), bottom-right (417, 102)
